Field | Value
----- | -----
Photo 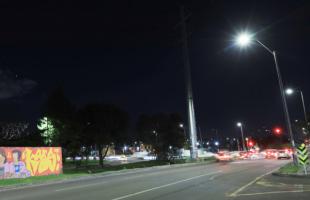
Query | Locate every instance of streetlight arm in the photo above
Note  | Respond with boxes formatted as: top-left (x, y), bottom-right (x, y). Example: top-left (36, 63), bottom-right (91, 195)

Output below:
top-left (256, 40), bottom-right (273, 55)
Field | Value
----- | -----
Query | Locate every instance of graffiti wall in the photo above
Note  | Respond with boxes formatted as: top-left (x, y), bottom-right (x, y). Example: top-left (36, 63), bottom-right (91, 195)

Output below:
top-left (0, 147), bottom-right (62, 179)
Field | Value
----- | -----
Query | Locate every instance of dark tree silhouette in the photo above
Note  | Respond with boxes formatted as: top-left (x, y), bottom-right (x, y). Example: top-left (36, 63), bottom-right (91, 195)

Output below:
top-left (42, 86), bottom-right (80, 159)
top-left (78, 103), bottom-right (129, 167)
top-left (136, 113), bottom-right (185, 160)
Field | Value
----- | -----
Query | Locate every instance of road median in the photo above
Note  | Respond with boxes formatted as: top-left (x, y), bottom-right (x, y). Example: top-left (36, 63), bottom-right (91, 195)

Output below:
top-left (272, 162), bottom-right (310, 178)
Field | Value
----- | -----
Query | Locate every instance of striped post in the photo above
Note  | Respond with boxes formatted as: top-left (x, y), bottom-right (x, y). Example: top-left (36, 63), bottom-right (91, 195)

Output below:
top-left (297, 143), bottom-right (309, 175)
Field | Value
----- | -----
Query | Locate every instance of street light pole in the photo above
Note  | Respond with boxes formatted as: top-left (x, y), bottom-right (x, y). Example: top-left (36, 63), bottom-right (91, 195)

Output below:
top-left (271, 50), bottom-right (295, 147)
top-left (237, 123), bottom-right (246, 151)
top-left (300, 91), bottom-right (308, 126)
top-left (235, 33), bottom-right (297, 163)
top-left (286, 88), bottom-right (308, 133)
top-left (256, 40), bottom-right (297, 163)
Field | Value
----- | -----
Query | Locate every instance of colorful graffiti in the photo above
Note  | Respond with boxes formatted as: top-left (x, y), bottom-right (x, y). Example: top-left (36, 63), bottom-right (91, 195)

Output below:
top-left (0, 147), bottom-right (62, 179)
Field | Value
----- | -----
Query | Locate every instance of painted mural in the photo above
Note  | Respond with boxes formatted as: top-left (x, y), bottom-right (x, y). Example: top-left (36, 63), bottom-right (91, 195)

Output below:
top-left (0, 147), bottom-right (62, 179)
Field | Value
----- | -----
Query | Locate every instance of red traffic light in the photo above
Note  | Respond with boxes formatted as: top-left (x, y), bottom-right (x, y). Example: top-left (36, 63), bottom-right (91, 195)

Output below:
top-left (248, 141), bottom-right (254, 147)
top-left (273, 127), bottom-right (282, 135)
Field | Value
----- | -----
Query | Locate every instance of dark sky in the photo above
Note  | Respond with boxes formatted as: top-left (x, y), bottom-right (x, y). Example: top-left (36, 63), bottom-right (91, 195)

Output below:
top-left (0, 0), bottom-right (309, 138)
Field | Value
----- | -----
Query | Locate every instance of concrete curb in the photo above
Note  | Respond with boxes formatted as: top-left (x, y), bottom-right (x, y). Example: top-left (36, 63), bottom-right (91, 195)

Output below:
top-left (272, 172), bottom-right (310, 178)
top-left (0, 160), bottom-right (216, 191)
top-left (150, 160), bottom-right (216, 170)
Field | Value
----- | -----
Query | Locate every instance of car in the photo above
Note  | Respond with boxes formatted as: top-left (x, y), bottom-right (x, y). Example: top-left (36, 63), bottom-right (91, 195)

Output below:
top-left (216, 151), bottom-right (232, 161)
top-left (239, 151), bottom-right (249, 159)
top-left (249, 152), bottom-right (265, 160)
top-left (264, 149), bottom-right (278, 159)
top-left (277, 149), bottom-right (291, 159)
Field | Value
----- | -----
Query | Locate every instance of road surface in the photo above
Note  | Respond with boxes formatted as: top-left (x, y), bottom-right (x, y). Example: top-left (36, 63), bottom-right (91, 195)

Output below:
top-left (1, 159), bottom-right (310, 200)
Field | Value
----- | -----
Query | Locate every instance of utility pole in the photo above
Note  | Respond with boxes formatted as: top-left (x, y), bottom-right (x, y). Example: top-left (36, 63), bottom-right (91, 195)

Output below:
top-left (237, 139), bottom-right (240, 151)
top-left (180, 5), bottom-right (198, 159)
top-left (240, 125), bottom-right (246, 151)
top-left (198, 126), bottom-right (203, 146)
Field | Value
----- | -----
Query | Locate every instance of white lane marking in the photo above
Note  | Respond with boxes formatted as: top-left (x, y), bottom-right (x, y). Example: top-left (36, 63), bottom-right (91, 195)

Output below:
top-left (228, 167), bottom-right (280, 197)
top-left (209, 174), bottom-right (220, 180)
top-left (110, 170), bottom-right (222, 200)
top-left (55, 181), bottom-right (107, 192)
top-left (237, 189), bottom-right (310, 196)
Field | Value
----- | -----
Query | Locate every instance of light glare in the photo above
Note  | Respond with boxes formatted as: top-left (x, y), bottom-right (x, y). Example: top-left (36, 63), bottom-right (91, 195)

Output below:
top-left (285, 88), bottom-right (294, 95)
top-left (236, 33), bottom-right (252, 47)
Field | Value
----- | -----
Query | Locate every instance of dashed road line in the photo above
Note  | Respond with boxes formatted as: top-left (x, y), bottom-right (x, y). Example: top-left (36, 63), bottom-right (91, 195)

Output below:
top-left (110, 171), bottom-right (222, 200)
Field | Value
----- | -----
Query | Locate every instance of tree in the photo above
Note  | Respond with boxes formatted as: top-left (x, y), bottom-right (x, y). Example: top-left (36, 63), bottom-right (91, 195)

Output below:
top-left (37, 117), bottom-right (57, 145)
top-left (292, 119), bottom-right (309, 143)
top-left (42, 86), bottom-right (80, 159)
top-left (136, 113), bottom-right (185, 160)
top-left (44, 86), bottom-right (75, 121)
top-left (78, 103), bottom-right (129, 167)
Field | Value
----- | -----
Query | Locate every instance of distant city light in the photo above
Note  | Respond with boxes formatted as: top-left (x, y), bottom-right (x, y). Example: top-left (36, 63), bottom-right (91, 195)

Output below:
top-left (214, 141), bottom-right (219, 146)
top-left (237, 122), bottom-right (242, 127)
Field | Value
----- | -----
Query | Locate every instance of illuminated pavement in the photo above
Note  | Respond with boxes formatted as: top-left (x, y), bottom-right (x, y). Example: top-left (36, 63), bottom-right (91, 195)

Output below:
top-left (1, 159), bottom-right (310, 200)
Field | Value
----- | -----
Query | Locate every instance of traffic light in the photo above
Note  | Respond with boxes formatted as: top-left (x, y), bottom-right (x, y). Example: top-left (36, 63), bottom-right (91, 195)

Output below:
top-left (273, 127), bottom-right (282, 135)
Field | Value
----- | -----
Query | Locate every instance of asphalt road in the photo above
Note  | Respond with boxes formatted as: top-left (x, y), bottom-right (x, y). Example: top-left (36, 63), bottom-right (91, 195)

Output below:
top-left (1, 159), bottom-right (310, 200)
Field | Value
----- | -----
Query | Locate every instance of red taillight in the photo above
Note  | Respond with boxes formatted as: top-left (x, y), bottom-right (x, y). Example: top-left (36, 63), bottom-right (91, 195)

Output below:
top-left (284, 149), bottom-right (292, 154)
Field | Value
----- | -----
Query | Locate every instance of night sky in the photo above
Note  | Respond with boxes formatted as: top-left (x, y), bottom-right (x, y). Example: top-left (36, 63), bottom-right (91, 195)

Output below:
top-left (0, 0), bottom-right (309, 138)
